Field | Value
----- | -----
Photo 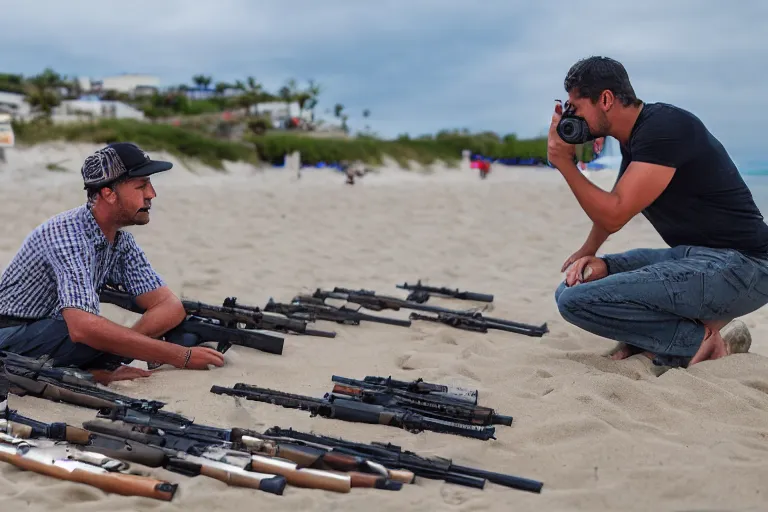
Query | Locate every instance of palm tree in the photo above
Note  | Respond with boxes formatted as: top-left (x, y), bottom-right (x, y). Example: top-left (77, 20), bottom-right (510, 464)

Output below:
top-left (304, 79), bottom-right (321, 121)
top-left (333, 103), bottom-right (348, 133)
top-left (192, 75), bottom-right (206, 89)
top-left (363, 108), bottom-right (371, 133)
top-left (234, 76), bottom-right (263, 115)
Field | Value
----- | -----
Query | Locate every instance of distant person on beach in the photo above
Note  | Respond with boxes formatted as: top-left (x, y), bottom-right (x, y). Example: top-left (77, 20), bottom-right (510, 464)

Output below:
top-left (0, 143), bottom-right (224, 383)
top-left (548, 56), bottom-right (768, 369)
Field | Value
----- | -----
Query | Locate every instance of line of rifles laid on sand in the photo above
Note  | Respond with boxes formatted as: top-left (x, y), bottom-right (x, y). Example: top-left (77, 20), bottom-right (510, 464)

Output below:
top-left (99, 280), bottom-right (549, 357)
top-left (1, 351), bottom-right (542, 501)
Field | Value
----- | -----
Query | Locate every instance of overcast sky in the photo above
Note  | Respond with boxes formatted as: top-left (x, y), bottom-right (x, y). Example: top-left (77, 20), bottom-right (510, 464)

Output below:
top-left (0, 0), bottom-right (765, 165)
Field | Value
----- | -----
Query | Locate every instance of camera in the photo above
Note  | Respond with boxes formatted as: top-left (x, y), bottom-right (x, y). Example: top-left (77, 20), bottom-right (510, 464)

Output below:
top-left (556, 101), bottom-right (594, 145)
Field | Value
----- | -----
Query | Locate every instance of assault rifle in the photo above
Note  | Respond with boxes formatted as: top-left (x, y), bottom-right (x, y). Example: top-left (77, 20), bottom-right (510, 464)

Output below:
top-left (328, 378), bottom-right (512, 426)
top-left (90, 409), bottom-right (401, 492)
top-left (311, 287), bottom-right (547, 337)
top-left (395, 280), bottom-right (494, 303)
top-left (0, 430), bottom-right (178, 500)
top-left (409, 312), bottom-right (548, 337)
top-left (353, 375), bottom-right (479, 405)
top-left (210, 383), bottom-right (497, 440)
top-left (262, 426), bottom-right (544, 494)
top-left (99, 283), bottom-right (285, 355)
top-left (0, 351), bottom-right (177, 415)
top-left (268, 297), bottom-right (412, 328)
top-left (2, 410), bottom-right (287, 495)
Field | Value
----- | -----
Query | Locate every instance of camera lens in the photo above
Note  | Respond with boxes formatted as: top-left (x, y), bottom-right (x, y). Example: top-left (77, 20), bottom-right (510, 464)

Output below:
top-left (557, 116), bottom-right (589, 144)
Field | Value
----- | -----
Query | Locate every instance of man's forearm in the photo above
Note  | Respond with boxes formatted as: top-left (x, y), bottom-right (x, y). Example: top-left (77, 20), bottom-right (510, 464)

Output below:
top-left (583, 223), bottom-right (611, 253)
top-left (557, 161), bottom-right (622, 231)
top-left (68, 312), bottom-right (187, 366)
top-left (131, 300), bottom-right (186, 338)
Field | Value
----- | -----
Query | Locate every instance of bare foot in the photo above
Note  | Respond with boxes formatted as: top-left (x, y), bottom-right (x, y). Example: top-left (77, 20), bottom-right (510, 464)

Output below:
top-left (689, 328), bottom-right (728, 366)
top-left (689, 321), bottom-right (751, 366)
top-left (608, 343), bottom-right (643, 360)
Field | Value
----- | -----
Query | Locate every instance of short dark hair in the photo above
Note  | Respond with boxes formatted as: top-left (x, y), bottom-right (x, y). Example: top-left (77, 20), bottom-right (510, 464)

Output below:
top-left (564, 56), bottom-right (642, 107)
top-left (85, 174), bottom-right (129, 206)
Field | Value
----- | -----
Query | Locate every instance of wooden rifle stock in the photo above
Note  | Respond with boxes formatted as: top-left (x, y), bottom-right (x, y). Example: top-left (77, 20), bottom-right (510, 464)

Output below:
top-left (0, 419), bottom-right (92, 445)
top-left (169, 457), bottom-right (286, 495)
top-left (239, 435), bottom-right (413, 487)
top-left (249, 454), bottom-right (351, 493)
top-left (0, 446), bottom-right (177, 501)
top-left (6, 373), bottom-right (116, 409)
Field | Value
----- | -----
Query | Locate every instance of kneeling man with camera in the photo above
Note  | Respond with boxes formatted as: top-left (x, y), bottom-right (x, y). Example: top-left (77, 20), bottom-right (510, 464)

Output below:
top-left (549, 56), bottom-right (768, 368)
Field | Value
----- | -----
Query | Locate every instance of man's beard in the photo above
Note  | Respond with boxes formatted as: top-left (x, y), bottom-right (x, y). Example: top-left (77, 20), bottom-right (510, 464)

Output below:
top-left (590, 114), bottom-right (611, 139)
top-left (116, 202), bottom-right (150, 226)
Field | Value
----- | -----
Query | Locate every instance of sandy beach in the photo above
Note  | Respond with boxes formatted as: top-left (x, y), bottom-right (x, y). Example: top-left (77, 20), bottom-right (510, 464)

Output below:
top-left (2, 143), bottom-right (768, 512)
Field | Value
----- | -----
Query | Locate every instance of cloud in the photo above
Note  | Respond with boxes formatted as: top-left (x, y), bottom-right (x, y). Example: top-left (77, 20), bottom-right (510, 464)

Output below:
top-left (0, 0), bottom-right (764, 161)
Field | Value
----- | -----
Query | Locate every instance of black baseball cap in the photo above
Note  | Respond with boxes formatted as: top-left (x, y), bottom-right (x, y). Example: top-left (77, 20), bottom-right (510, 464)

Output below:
top-left (81, 142), bottom-right (173, 189)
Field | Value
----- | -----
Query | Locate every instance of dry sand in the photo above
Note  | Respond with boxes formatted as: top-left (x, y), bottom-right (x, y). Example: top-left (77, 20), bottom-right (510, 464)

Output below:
top-left (1, 143), bottom-right (768, 512)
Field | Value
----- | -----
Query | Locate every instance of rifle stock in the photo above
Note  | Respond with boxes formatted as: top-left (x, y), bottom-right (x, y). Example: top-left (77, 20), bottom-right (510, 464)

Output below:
top-left (237, 433), bottom-right (414, 485)
top-left (167, 456), bottom-right (287, 495)
top-left (0, 443), bottom-right (177, 501)
top-left (249, 453), bottom-right (351, 493)
top-left (1, 417), bottom-right (92, 445)
top-left (5, 372), bottom-right (117, 409)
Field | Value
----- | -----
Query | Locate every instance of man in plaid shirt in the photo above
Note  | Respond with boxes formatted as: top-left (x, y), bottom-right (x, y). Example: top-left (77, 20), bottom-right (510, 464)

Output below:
top-left (0, 143), bottom-right (223, 383)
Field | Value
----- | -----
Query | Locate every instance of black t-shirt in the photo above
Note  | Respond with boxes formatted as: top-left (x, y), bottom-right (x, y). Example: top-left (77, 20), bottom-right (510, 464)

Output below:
top-left (616, 102), bottom-right (768, 255)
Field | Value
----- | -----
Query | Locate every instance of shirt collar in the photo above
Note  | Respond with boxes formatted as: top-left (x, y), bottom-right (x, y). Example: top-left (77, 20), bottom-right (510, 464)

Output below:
top-left (80, 205), bottom-right (125, 251)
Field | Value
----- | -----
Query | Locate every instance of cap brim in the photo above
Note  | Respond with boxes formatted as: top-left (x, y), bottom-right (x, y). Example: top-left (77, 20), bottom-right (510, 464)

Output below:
top-left (127, 160), bottom-right (173, 178)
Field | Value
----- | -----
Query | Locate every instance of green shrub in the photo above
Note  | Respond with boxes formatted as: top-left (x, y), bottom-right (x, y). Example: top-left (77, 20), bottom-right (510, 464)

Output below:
top-left (12, 118), bottom-right (555, 170)
top-left (12, 118), bottom-right (256, 170)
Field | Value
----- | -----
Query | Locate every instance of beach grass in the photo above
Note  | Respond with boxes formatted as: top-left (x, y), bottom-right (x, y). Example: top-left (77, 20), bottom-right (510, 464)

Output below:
top-left (12, 118), bottom-right (565, 170)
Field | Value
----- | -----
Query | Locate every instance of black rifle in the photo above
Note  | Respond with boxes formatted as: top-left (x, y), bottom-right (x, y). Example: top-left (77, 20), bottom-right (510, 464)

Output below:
top-left (357, 375), bottom-right (479, 405)
top-left (409, 312), bottom-right (548, 337)
top-left (329, 381), bottom-right (513, 426)
top-left (332, 375), bottom-right (480, 408)
top-left (396, 280), bottom-right (494, 303)
top-left (99, 284), bottom-right (285, 355)
top-left (97, 406), bottom-right (232, 445)
top-left (268, 298), bottom-right (412, 328)
top-left (219, 297), bottom-right (337, 338)
top-left (263, 426), bottom-right (544, 494)
top-left (84, 411), bottom-right (402, 491)
top-left (0, 351), bottom-right (176, 415)
top-left (210, 383), bottom-right (497, 440)
top-left (312, 287), bottom-right (547, 335)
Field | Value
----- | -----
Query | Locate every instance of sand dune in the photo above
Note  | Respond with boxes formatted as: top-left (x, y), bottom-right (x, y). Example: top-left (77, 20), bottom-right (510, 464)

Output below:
top-left (1, 144), bottom-right (768, 511)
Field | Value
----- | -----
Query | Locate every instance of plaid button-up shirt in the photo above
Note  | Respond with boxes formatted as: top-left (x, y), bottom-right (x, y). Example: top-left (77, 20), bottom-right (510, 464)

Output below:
top-left (0, 205), bottom-right (165, 319)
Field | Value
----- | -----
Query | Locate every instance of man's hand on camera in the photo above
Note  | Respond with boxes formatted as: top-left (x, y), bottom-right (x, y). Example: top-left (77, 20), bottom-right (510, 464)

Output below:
top-left (547, 101), bottom-right (577, 169)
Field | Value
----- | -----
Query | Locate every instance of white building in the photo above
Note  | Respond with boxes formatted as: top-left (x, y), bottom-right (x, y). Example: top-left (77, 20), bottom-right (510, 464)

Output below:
top-left (90, 74), bottom-right (160, 96)
top-left (0, 92), bottom-right (145, 123)
top-left (51, 98), bottom-right (146, 123)
top-left (0, 91), bottom-right (31, 119)
top-left (249, 101), bottom-right (313, 128)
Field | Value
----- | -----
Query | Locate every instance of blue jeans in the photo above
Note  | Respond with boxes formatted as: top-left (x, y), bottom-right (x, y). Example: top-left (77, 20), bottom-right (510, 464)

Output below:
top-left (555, 245), bottom-right (768, 367)
top-left (0, 318), bottom-right (132, 370)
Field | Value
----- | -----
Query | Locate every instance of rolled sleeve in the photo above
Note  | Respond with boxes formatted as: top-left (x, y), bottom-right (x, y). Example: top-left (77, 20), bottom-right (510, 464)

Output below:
top-left (42, 224), bottom-right (101, 315)
top-left (115, 234), bottom-right (166, 297)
